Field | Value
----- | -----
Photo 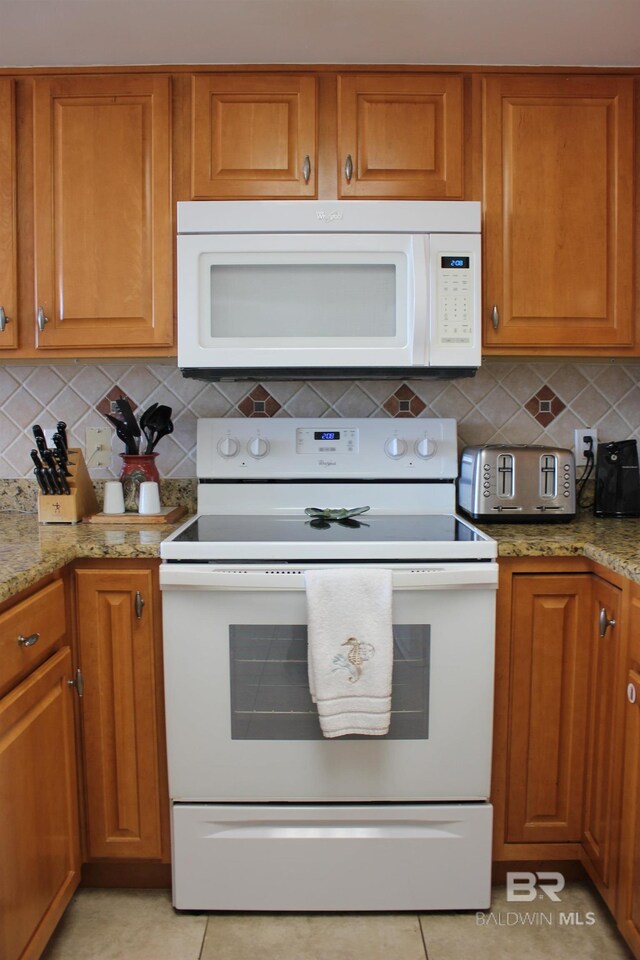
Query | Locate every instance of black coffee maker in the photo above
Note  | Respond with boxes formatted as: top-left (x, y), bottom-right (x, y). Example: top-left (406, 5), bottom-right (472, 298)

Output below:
top-left (594, 440), bottom-right (640, 517)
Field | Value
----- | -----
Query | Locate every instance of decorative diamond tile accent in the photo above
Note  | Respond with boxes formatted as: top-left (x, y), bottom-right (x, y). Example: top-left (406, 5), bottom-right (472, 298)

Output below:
top-left (238, 385), bottom-right (281, 418)
top-left (524, 385), bottom-right (566, 427)
top-left (96, 386), bottom-right (136, 419)
top-left (383, 385), bottom-right (427, 418)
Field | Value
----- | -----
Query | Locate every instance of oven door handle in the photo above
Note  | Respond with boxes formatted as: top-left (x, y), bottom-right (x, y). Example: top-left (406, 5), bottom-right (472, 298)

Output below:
top-left (160, 563), bottom-right (498, 591)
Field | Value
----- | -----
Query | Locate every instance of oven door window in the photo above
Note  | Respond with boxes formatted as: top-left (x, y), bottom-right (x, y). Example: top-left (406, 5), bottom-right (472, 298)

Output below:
top-left (229, 625), bottom-right (430, 740)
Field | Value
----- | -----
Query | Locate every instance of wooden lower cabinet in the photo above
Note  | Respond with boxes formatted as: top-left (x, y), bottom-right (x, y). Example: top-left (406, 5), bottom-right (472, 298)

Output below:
top-left (0, 648), bottom-right (80, 960)
top-left (581, 574), bottom-right (625, 912)
top-left (494, 557), bottom-right (639, 958)
top-left (504, 572), bottom-right (592, 845)
top-left (617, 584), bottom-right (640, 956)
top-left (74, 562), bottom-right (169, 862)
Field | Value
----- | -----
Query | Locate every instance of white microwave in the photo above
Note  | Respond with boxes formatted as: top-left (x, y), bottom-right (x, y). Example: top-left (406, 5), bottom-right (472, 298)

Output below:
top-left (177, 200), bottom-right (481, 380)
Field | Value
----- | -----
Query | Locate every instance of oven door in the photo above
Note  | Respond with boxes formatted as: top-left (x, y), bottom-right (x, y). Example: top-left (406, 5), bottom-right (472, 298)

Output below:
top-left (161, 562), bottom-right (496, 803)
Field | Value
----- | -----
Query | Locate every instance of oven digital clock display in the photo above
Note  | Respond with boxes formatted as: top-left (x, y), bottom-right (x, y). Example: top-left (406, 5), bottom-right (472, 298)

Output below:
top-left (296, 427), bottom-right (358, 455)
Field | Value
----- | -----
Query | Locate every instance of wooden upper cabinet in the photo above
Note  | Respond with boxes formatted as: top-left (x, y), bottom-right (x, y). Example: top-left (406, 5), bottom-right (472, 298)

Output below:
top-left (0, 78), bottom-right (17, 350)
top-left (337, 74), bottom-right (463, 198)
top-left (191, 74), bottom-right (318, 198)
top-left (32, 75), bottom-right (173, 352)
top-left (482, 75), bottom-right (635, 353)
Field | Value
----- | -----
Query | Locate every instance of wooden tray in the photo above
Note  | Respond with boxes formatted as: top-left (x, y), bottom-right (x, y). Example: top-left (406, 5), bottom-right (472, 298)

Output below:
top-left (84, 505), bottom-right (187, 525)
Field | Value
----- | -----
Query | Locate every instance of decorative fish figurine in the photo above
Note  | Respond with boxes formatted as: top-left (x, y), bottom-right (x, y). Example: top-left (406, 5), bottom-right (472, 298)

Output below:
top-left (304, 506), bottom-right (370, 521)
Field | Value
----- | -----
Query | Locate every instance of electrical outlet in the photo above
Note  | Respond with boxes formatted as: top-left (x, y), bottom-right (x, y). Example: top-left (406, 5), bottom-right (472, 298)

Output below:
top-left (85, 428), bottom-right (111, 468)
top-left (574, 428), bottom-right (598, 465)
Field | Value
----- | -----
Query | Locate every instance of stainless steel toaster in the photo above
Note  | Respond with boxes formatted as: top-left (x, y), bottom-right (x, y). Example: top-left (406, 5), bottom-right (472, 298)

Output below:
top-left (458, 445), bottom-right (576, 522)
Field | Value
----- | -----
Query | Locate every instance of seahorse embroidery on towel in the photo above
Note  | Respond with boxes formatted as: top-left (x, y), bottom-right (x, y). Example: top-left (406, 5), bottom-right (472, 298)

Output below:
top-left (331, 636), bottom-right (376, 683)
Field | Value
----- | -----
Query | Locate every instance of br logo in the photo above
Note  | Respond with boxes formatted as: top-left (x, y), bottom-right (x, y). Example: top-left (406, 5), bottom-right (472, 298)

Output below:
top-left (506, 871), bottom-right (565, 902)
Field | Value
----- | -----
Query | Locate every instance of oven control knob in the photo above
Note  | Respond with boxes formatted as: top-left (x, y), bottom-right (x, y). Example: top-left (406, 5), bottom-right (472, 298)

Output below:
top-left (248, 436), bottom-right (270, 459)
top-left (217, 436), bottom-right (240, 458)
top-left (384, 437), bottom-right (407, 459)
top-left (415, 437), bottom-right (437, 459)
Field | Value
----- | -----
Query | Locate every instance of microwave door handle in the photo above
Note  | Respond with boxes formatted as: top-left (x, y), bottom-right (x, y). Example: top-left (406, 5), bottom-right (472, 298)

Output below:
top-left (410, 235), bottom-right (428, 365)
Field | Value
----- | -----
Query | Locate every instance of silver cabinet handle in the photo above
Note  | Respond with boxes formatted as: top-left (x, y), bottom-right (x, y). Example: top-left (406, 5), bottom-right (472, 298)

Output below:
top-left (491, 305), bottom-right (500, 330)
top-left (628, 681), bottom-right (638, 705)
top-left (17, 632), bottom-right (40, 648)
top-left (67, 667), bottom-right (84, 697)
top-left (135, 591), bottom-right (145, 620)
top-left (37, 306), bottom-right (48, 332)
top-left (599, 606), bottom-right (617, 638)
top-left (302, 155), bottom-right (311, 184)
top-left (344, 154), bottom-right (353, 184)
top-left (0, 306), bottom-right (9, 332)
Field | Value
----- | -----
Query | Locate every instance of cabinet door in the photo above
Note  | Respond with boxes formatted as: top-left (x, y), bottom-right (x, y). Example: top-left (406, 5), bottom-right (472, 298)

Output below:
top-left (483, 75), bottom-right (634, 352)
top-left (0, 78), bottom-right (17, 351)
top-left (582, 575), bottom-right (624, 910)
top-left (337, 74), bottom-right (463, 198)
top-left (191, 74), bottom-right (317, 198)
top-left (75, 566), bottom-right (167, 860)
top-left (0, 648), bottom-right (80, 960)
top-left (505, 574), bottom-right (591, 843)
top-left (618, 586), bottom-right (640, 956)
top-left (32, 75), bottom-right (173, 351)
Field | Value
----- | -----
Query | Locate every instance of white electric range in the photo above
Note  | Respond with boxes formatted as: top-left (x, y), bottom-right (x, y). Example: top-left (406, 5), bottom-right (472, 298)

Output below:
top-left (160, 417), bottom-right (497, 912)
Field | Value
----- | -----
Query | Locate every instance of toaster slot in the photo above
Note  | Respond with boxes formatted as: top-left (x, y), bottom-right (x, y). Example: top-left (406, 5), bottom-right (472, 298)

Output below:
top-left (496, 453), bottom-right (514, 498)
top-left (540, 454), bottom-right (558, 498)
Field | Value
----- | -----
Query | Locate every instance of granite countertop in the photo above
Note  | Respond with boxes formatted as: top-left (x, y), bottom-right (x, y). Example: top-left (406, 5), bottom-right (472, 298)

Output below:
top-left (1, 508), bottom-right (640, 606)
top-left (479, 512), bottom-right (640, 583)
top-left (0, 511), bottom-right (188, 605)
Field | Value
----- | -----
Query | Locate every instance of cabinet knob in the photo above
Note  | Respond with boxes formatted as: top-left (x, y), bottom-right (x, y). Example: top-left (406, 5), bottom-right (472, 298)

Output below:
top-left (491, 304), bottom-right (500, 330)
top-left (344, 154), bottom-right (354, 184)
top-left (37, 306), bottom-right (49, 332)
top-left (0, 306), bottom-right (9, 333)
top-left (135, 591), bottom-right (145, 620)
top-left (67, 667), bottom-right (84, 698)
top-left (598, 606), bottom-right (616, 638)
top-left (302, 155), bottom-right (311, 185)
top-left (17, 632), bottom-right (40, 648)
top-left (628, 681), bottom-right (638, 705)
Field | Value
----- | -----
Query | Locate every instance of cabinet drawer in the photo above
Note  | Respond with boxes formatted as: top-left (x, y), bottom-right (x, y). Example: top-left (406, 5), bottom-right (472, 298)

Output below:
top-left (0, 580), bottom-right (66, 692)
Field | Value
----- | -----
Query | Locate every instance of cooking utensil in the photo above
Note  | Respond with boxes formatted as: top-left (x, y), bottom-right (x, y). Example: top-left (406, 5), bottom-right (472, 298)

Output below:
top-left (143, 404), bottom-right (173, 453)
top-left (139, 403), bottom-right (159, 449)
top-left (105, 413), bottom-right (139, 455)
top-left (114, 397), bottom-right (140, 452)
top-left (30, 450), bottom-right (51, 494)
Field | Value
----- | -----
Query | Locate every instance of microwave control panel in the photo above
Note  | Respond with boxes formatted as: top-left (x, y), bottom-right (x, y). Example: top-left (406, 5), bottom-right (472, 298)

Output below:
top-left (436, 254), bottom-right (473, 346)
top-left (429, 232), bottom-right (481, 366)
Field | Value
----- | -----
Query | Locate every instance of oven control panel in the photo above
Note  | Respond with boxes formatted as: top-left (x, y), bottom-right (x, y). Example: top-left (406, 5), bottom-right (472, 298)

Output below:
top-left (197, 417), bottom-right (458, 480)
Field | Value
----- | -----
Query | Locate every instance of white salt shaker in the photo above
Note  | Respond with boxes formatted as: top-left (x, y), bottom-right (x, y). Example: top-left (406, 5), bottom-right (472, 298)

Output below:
top-left (138, 481), bottom-right (161, 515)
top-left (103, 480), bottom-right (125, 515)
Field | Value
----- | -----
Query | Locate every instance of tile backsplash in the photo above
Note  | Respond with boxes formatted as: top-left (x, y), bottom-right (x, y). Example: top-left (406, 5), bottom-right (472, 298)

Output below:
top-left (1, 360), bottom-right (639, 479)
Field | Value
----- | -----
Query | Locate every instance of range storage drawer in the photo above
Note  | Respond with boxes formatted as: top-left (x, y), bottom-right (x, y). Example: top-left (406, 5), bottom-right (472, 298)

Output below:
top-left (172, 802), bottom-right (493, 912)
top-left (0, 579), bottom-right (66, 693)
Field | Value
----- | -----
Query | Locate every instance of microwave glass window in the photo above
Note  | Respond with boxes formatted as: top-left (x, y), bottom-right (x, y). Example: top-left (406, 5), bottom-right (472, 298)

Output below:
top-left (229, 623), bottom-right (430, 740)
top-left (209, 264), bottom-right (397, 339)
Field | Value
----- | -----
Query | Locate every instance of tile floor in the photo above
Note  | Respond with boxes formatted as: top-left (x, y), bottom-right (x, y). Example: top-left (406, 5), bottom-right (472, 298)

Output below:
top-left (40, 882), bottom-right (633, 960)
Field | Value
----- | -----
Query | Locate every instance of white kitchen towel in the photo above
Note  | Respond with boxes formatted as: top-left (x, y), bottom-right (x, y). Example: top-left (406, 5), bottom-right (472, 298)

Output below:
top-left (305, 567), bottom-right (393, 738)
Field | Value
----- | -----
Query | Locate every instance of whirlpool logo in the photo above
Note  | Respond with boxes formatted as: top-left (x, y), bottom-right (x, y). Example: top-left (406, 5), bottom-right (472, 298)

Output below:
top-left (316, 211), bottom-right (343, 222)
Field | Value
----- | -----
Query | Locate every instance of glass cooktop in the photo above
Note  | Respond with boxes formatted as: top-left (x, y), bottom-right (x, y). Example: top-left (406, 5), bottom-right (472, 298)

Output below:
top-left (171, 513), bottom-right (485, 545)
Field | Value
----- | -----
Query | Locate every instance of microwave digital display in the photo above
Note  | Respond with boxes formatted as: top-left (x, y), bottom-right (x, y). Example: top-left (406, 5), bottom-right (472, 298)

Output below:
top-left (441, 256), bottom-right (470, 269)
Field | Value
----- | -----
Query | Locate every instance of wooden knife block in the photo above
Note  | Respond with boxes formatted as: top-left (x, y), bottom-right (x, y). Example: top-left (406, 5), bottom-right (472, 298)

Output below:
top-left (37, 449), bottom-right (99, 524)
